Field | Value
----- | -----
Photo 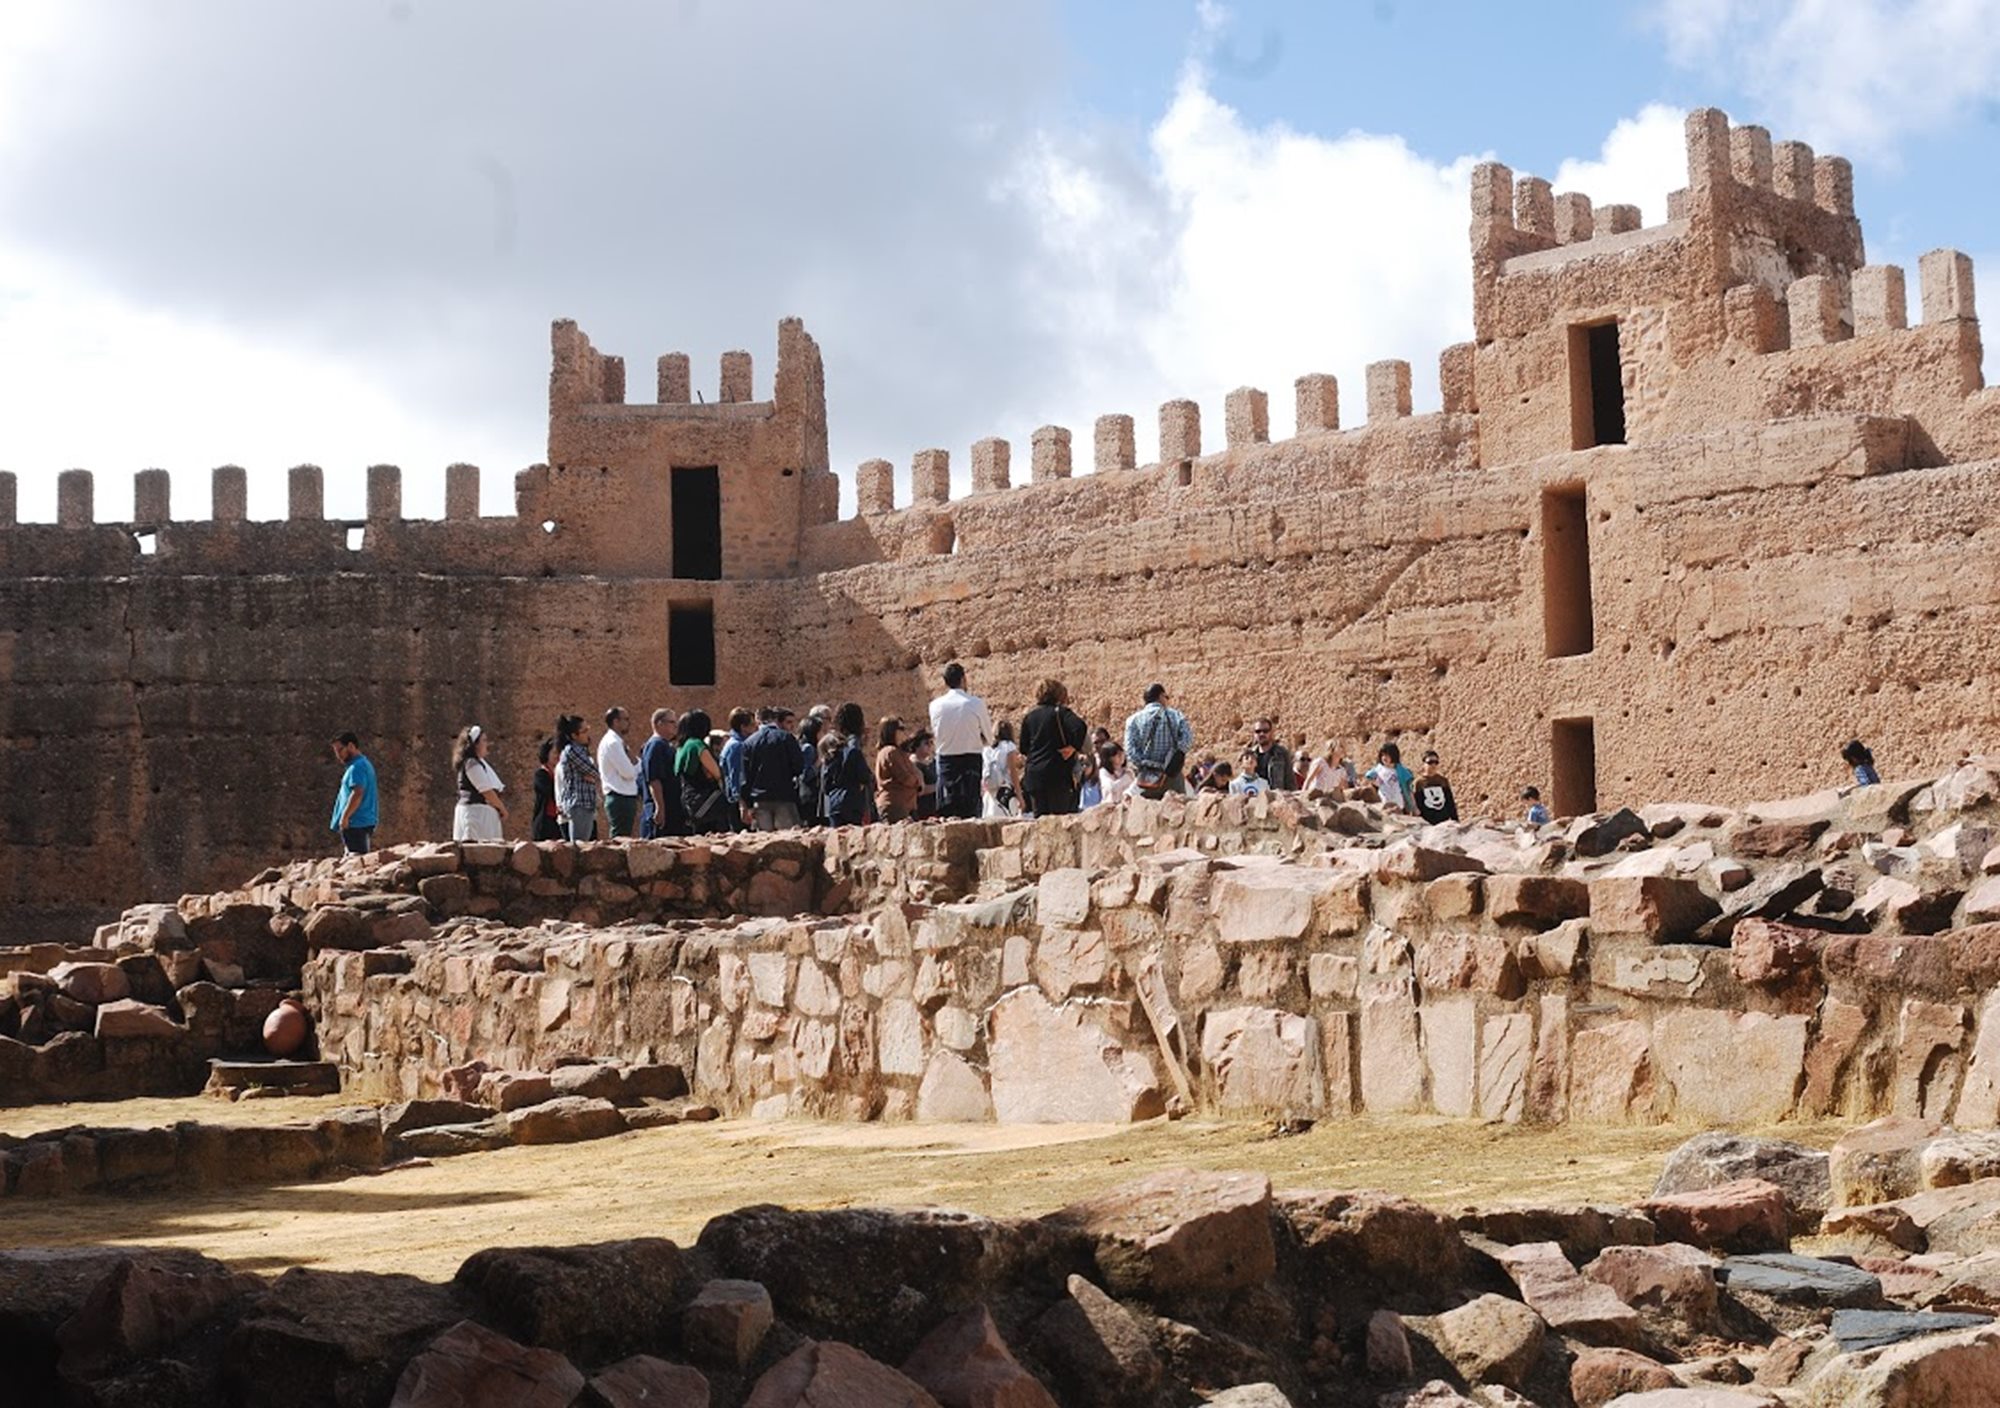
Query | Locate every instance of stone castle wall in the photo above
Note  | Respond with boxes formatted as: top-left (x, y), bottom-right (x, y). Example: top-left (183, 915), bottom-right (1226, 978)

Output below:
top-left (4, 107), bottom-right (1999, 932)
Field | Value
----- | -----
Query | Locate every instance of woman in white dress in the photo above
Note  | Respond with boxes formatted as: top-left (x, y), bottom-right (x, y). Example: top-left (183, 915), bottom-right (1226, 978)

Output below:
top-left (452, 725), bottom-right (509, 841)
top-left (981, 720), bottom-right (1024, 818)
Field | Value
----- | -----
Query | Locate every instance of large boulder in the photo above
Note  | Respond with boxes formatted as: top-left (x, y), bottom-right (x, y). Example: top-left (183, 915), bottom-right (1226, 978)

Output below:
top-left (1029, 1274), bottom-right (1161, 1408)
top-left (1430, 1294), bottom-right (1545, 1388)
top-left (1492, 1241), bottom-right (1642, 1348)
top-left (455, 1239), bottom-right (683, 1366)
top-left (386, 1319), bottom-right (583, 1408)
top-left (900, 1304), bottom-right (1056, 1408)
top-left (1583, 1244), bottom-right (1720, 1337)
top-left (227, 1267), bottom-right (471, 1408)
top-left (1638, 1180), bottom-right (1790, 1254)
top-left (1654, 1133), bottom-right (1831, 1232)
top-left (1830, 1117), bottom-right (1941, 1208)
top-left (48, 961), bottom-right (131, 1006)
top-left (985, 989), bottom-right (1163, 1123)
top-left (744, 1340), bottom-right (942, 1408)
top-left (1277, 1190), bottom-right (1466, 1309)
top-left (1049, 1169), bottom-right (1275, 1297)
top-left (1800, 1321), bottom-right (2000, 1406)
top-left (698, 1207), bottom-right (1060, 1363)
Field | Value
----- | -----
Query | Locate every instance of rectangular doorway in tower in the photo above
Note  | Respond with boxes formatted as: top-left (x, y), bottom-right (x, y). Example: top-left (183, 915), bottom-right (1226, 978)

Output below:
top-left (1551, 716), bottom-right (1598, 817)
top-left (669, 603), bottom-right (716, 687)
top-left (672, 466), bottom-right (722, 579)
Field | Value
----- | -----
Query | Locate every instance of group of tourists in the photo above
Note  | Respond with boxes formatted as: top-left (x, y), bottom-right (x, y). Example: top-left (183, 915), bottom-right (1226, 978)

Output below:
top-left (322, 671), bottom-right (1896, 853)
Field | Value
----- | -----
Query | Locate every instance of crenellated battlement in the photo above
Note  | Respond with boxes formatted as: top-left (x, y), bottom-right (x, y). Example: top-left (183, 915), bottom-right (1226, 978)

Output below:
top-left (0, 461), bottom-right (595, 577)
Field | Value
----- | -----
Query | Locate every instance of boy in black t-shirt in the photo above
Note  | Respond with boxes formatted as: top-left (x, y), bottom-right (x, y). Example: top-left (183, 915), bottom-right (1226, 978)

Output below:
top-left (1413, 750), bottom-right (1460, 823)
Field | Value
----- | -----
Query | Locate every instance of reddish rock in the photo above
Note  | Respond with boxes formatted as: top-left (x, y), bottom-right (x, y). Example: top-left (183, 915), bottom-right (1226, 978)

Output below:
top-left (56, 1256), bottom-right (250, 1378)
top-left (683, 1278), bottom-right (774, 1369)
top-left (1052, 1169), bottom-right (1275, 1296)
top-left (48, 961), bottom-right (131, 1006)
top-left (1570, 1345), bottom-right (1675, 1407)
top-left (1030, 1275), bottom-right (1161, 1408)
top-left (387, 1319), bottom-right (583, 1407)
top-left (1583, 1243), bottom-right (1720, 1333)
top-left (1366, 1309), bottom-right (1414, 1380)
top-left (92, 998), bottom-right (184, 1039)
top-left (455, 1239), bottom-right (682, 1366)
top-left (1726, 819), bottom-right (1828, 858)
top-left (1484, 874), bottom-right (1590, 928)
top-left (745, 1340), bottom-right (943, 1408)
top-left (1431, 1293), bottom-right (1545, 1388)
top-left (901, 1304), bottom-right (1057, 1408)
top-left (1638, 1179), bottom-right (1789, 1254)
top-left (1830, 1116), bottom-right (1942, 1208)
top-left (1278, 1190), bottom-right (1466, 1303)
top-left (1728, 919), bottom-right (1823, 987)
top-left (587, 1355), bottom-right (711, 1408)
top-left (1492, 1241), bottom-right (1643, 1347)
top-left (502, 1096), bottom-right (625, 1145)
top-left (1589, 876), bottom-right (1721, 943)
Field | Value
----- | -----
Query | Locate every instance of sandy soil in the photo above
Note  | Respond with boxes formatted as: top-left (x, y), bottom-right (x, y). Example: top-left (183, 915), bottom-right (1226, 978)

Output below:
top-left (0, 1097), bottom-right (1850, 1281)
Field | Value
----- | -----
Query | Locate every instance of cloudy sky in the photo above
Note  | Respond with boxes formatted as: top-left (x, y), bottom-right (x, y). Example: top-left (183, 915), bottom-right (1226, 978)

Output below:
top-left (2, 0), bottom-right (1995, 522)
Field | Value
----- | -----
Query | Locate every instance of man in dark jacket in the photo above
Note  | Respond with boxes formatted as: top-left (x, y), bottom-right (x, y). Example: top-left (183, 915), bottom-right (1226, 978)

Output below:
top-left (1250, 718), bottom-right (1296, 790)
top-left (739, 707), bottom-right (804, 830)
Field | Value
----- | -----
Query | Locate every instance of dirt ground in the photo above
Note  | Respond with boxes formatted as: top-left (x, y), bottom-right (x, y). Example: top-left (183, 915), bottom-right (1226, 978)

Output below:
top-left (0, 1097), bottom-right (1850, 1281)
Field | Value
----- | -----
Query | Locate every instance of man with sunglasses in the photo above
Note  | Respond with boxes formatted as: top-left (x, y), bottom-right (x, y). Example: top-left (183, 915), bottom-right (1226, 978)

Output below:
top-left (1248, 718), bottom-right (1296, 791)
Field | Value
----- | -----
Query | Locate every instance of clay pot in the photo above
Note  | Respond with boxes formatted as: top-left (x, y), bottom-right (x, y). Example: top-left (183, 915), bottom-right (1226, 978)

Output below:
top-left (262, 997), bottom-right (311, 1058)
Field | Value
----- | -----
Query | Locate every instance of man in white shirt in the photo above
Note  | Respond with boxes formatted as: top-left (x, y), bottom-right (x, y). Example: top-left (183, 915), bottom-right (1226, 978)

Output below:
top-left (928, 661), bottom-right (993, 819)
top-left (598, 706), bottom-right (642, 837)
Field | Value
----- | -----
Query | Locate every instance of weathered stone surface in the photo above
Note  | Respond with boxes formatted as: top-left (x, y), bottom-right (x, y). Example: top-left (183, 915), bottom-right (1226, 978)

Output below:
top-left (1485, 874), bottom-right (1590, 928)
top-left (916, 1051), bottom-right (994, 1123)
top-left (1052, 1169), bottom-right (1275, 1296)
top-left (1801, 1323), bottom-right (2000, 1407)
top-left (900, 1304), bottom-right (1057, 1408)
top-left (387, 1319), bottom-right (584, 1408)
top-left (1571, 1346), bottom-right (1676, 1407)
top-left (1655, 1133), bottom-right (1831, 1230)
top-left (1366, 1308), bottom-right (1414, 1380)
top-left (1201, 1007), bottom-right (1324, 1115)
top-left (1459, 1204), bottom-right (1655, 1263)
top-left (503, 1095), bottom-right (625, 1145)
top-left (1493, 1240), bottom-right (1643, 1347)
top-left (1359, 980), bottom-right (1424, 1113)
top-left (55, 1255), bottom-right (250, 1378)
top-left (230, 1266), bottom-right (471, 1408)
top-left (1639, 1180), bottom-right (1789, 1254)
top-left (1432, 1293), bottom-right (1545, 1388)
top-left (1589, 876), bottom-right (1721, 943)
top-left (1719, 1254), bottom-right (1884, 1308)
top-left (683, 1277), bottom-right (773, 1369)
top-left (587, 1355), bottom-right (711, 1408)
top-left (1831, 1117), bottom-right (1942, 1208)
top-left (1584, 1243), bottom-right (1719, 1333)
top-left (1031, 1274), bottom-right (1162, 1407)
top-left (1569, 1020), bottom-right (1652, 1123)
top-left (744, 1340), bottom-right (943, 1408)
top-left (1212, 867), bottom-right (1365, 943)
top-left (987, 989), bottom-right (1163, 1123)
top-left (1651, 1010), bottom-right (1809, 1125)
top-left (455, 1238), bottom-right (682, 1364)
top-left (93, 998), bottom-right (184, 1039)
top-left (1920, 1130), bottom-right (2000, 1190)
top-left (1279, 1190), bottom-right (1465, 1302)
top-left (1829, 1307), bottom-right (1992, 1353)
top-left (49, 960), bottom-right (131, 1005)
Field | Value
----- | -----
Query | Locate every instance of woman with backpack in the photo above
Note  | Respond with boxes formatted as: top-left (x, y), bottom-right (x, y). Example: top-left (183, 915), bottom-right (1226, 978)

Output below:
top-left (674, 710), bottom-right (731, 834)
top-left (823, 702), bottom-right (875, 826)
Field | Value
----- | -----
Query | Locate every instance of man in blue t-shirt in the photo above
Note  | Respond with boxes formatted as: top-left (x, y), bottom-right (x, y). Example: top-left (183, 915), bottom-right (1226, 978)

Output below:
top-left (639, 707), bottom-right (684, 838)
top-left (329, 731), bottom-right (379, 854)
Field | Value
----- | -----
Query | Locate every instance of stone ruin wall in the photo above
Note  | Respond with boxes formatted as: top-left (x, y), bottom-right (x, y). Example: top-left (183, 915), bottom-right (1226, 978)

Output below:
top-left (4, 108), bottom-right (2000, 935)
top-left (19, 755), bottom-right (1997, 1140)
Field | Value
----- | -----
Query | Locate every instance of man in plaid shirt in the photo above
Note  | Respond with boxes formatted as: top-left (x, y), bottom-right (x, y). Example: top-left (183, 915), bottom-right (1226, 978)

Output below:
top-left (1122, 682), bottom-right (1194, 800)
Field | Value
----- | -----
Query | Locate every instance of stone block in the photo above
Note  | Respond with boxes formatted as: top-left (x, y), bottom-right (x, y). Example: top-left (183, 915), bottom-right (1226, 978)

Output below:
top-left (1588, 876), bottom-right (1719, 943)
top-left (1030, 425), bottom-right (1071, 482)
top-left (1358, 980), bottom-right (1423, 1113)
top-left (1294, 373), bottom-right (1338, 432)
top-left (1493, 1240), bottom-right (1643, 1347)
top-left (1422, 995), bottom-right (1477, 1117)
top-left (1159, 399), bottom-right (1200, 462)
top-left (1201, 1006), bottom-right (1324, 1115)
top-left (684, 1278), bottom-right (774, 1369)
top-left (911, 448), bottom-right (951, 505)
top-left (1223, 386), bottom-right (1269, 447)
top-left (1053, 1168), bottom-right (1275, 1296)
top-left (1787, 274), bottom-right (1845, 347)
top-left (1920, 247), bottom-right (1976, 322)
top-left (986, 988), bottom-right (1161, 1122)
top-left (1486, 874), bottom-right (1588, 927)
top-left (970, 437), bottom-right (1010, 493)
top-left (1093, 414), bottom-right (1136, 472)
top-left (1852, 264), bottom-right (1909, 334)
top-left (1652, 1009), bottom-right (1808, 1124)
top-left (1568, 1019), bottom-right (1651, 1123)
top-left (1213, 867), bottom-right (1365, 942)
top-left (1365, 360), bottom-right (1412, 422)
top-left (1638, 1179), bottom-right (1789, 1254)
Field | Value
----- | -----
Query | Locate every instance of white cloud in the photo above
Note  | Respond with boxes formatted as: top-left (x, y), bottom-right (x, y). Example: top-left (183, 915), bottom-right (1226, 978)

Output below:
top-left (0, 3), bottom-right (1726, 525)
top-left (1553, 104), bottom-right (1689, 229)
top-left (1652, 0), bottom-right (2000, 158)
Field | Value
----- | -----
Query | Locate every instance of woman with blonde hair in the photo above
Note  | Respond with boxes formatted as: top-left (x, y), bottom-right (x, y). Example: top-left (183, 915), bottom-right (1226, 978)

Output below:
top-left (1300, 739), bottom-right (1357, 797)
top-left (451, 725), bottom-right (508, 841)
